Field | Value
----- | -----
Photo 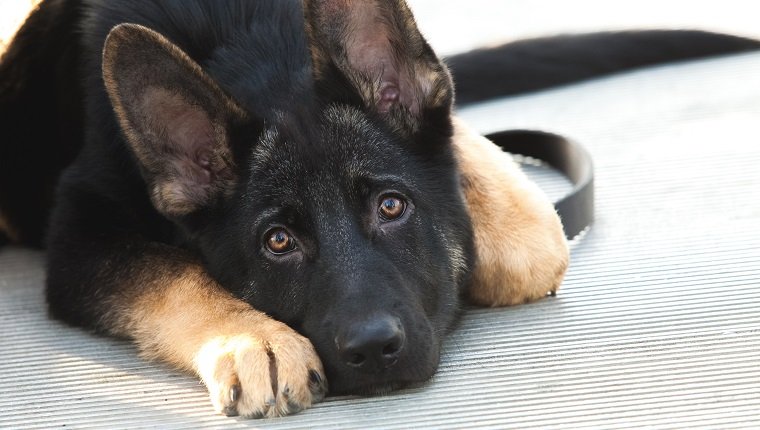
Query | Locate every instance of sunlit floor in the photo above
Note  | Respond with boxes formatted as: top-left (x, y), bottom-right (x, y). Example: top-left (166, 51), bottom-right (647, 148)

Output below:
top-left (2, 1), bottom-right (760, 429)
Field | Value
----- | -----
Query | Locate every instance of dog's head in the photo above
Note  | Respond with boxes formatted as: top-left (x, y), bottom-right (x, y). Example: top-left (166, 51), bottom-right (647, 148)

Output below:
top-left (101, 0), bottom-right (473, 394)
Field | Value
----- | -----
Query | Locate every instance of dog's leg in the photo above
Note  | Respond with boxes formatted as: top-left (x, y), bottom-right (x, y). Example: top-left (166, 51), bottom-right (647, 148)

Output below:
top-left (452, 117), bottom-right (569, 306)
top-left (47, 236), bottom-right (326, 418)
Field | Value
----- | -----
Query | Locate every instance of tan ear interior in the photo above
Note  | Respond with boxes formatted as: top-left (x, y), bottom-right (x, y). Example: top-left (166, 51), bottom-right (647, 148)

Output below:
top-left (304, 0), bottom-right (452, 117)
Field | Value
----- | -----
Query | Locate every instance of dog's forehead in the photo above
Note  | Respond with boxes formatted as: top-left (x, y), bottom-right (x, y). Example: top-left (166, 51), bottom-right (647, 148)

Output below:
top-left (248, 105), bottom-right (407, 194)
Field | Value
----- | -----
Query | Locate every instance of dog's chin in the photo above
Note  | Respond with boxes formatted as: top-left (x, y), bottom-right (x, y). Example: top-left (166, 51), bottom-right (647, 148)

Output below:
top-left (330, 380), bottom-right (408, 396)
top-left (327, 364), bottom-right (437, 396)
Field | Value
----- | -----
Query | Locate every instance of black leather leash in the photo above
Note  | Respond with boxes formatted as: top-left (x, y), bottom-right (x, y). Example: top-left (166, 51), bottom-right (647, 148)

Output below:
top-left (485, 130), bottom-right (595, 239)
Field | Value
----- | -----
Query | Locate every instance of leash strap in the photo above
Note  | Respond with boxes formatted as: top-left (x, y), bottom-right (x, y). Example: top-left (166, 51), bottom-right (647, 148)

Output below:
top-left (485, 130), bottom-right (595, 239)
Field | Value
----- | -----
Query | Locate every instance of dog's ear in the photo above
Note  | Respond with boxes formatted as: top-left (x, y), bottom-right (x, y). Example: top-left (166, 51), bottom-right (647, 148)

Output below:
top-left (305, 0), bottom-right (453, 134)
top-left (102, 23), bottom-right (248, 218)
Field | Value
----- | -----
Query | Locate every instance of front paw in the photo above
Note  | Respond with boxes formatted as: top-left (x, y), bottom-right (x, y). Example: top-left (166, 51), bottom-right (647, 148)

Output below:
top-left (469, 228), bottom-right (569, 306)
top-left (195, 320), bottom-right (327, 418)
top-left (465, 174), bottom-right (569, 306)
top-left (452, 117), bottom-right (569, 306)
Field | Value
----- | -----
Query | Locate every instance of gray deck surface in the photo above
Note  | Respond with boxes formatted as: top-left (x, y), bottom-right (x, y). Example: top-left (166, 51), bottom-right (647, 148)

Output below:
top-left (3, 19), bottom-right (760, 430)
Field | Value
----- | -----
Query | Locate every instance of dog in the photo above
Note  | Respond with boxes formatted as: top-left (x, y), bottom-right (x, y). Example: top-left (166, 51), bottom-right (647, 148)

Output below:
top-left (0, 0), bottom-right (569, 417)
top-left (1, 0), bottom-right (756, 419)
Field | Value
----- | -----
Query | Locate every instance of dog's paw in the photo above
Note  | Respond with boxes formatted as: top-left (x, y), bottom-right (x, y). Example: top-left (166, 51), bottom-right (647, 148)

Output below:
top-left (462, 157), bottom-right (569, 306)
top-left (452, 117), bottom-right (569, 306)
top-left (468, 225), bottom-right (568, 306)
top-left (195, 320), bottom-right (327, 418)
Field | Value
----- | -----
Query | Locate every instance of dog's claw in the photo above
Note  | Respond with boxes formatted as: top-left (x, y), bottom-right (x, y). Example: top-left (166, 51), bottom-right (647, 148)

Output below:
top-left (287, 399), bottom-right (304, 414)
top-left (308, 369), bottom-right (327, 400)
top-left (222, 385), bottom-right (240, 417)
top-left (309, 369), bottom-right (322, 385)
top-left (308, 369), bottom-right (326, 394)
top-left (230, 385), bottom-right (240, 403)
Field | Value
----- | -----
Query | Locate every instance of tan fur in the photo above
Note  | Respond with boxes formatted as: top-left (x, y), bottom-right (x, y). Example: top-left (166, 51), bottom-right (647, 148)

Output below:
top-left (453, 117), bottom-right (569, 306)
top-left (0, 212), bottom-right (19, 243)
top-left (107, 264), bottom-right (325, 418)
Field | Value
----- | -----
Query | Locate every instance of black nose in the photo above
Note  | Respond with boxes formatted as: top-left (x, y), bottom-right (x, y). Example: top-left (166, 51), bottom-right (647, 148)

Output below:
top-left (336, 315), bottom-right (406, 373)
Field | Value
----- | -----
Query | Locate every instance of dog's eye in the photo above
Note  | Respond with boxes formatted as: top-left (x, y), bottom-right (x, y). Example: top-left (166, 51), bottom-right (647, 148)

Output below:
top-left (265, 228), bottom-right (296, 254)
top-left (378, 195), bottom-right (406, 221)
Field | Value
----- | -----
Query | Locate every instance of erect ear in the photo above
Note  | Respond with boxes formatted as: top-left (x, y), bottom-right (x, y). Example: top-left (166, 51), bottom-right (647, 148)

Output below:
top-left (102, 23), bottom-right (247, 218)
top-left (305, 0), bottom-right (453, 133)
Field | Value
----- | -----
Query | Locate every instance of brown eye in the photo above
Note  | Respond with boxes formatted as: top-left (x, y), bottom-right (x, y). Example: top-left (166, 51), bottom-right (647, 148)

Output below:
top-left (265, 228), bottom-right (296, 254)
top-left (378, 195), bottom-right (406, 221)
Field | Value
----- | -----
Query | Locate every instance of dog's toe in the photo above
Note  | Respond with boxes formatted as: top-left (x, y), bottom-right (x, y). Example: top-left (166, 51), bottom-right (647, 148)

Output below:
top-left (265, 332), bottom-right (327, 417)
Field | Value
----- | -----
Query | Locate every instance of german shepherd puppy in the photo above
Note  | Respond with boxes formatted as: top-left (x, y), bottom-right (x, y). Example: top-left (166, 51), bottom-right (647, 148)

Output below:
top-left (2, 0), bottom-right (756, 419)
top-left (0, 0), bottom-right (570, 418)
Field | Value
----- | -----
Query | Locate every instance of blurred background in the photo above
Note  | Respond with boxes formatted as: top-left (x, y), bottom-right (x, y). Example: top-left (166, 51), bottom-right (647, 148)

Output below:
top-left (0, 0), bottom-right (38, 51)
top-left (4, 1), bottom-right (760, 56)
top-left (408, 1), bottom-right (760, 56)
